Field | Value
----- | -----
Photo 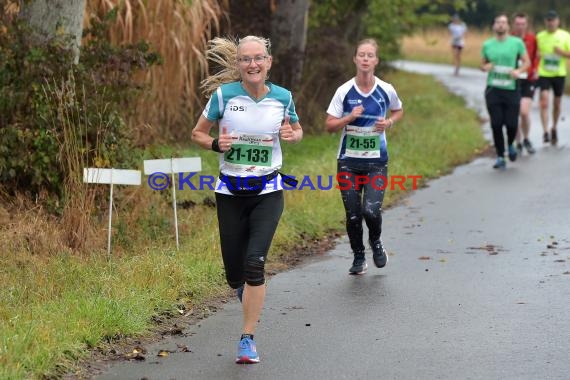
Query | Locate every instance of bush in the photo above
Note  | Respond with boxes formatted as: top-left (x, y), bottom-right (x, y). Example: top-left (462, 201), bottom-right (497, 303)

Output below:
top-left (0, 11), bottom-right (159, 211)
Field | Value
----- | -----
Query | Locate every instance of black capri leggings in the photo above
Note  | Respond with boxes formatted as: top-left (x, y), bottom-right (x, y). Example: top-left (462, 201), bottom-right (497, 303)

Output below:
top-left (485, 87), bottom-right (521, 157)
top-left (337, 160), bottom-right (388, 254)
top-left (215, 190), bottom-right (284, 288)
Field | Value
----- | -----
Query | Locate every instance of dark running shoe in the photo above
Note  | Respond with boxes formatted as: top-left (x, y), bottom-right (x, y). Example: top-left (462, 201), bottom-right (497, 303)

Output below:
top-left (349, 253), bottom-right (367, 275)
top-left (543, 132), bottom-right (550, 143)
top-left (551, 129), bottom-right (558, 145)
top-left (508, 144), bottom-right (518, 162)
top-left (370, 240), bottom-right (388, 268)
top-left (236, 285), bottom-right (244, 303)
top-left (523, 139), bottom-right (535, 154)
top-left (516, 142), bottom-right (523, 155)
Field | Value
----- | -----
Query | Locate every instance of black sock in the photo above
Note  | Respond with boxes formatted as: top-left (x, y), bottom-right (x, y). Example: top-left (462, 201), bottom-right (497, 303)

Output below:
top-left (240, 334), bottom-right (254, 340)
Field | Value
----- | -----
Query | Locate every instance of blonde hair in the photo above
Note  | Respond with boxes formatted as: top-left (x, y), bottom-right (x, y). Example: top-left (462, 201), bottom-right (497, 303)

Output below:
top-left (354, 38), bottom-right (379, 57)
top-left (200, 36), bottom-right (272, 97)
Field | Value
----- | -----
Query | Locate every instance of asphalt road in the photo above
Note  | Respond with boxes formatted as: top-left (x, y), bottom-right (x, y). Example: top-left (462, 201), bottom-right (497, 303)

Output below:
top-left (95, 62), bottom-right (570, 380)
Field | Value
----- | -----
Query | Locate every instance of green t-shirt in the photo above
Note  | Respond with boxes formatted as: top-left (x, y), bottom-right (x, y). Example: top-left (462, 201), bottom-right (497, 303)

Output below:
top-left (481, 36), bottom-right (527, 90)
top-left (536, 29), bottom-right (570, 77)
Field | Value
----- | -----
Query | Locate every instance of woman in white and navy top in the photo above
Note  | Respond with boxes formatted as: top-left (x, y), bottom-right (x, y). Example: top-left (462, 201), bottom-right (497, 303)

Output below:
top-left (325, 38), bottom-right (403, 275)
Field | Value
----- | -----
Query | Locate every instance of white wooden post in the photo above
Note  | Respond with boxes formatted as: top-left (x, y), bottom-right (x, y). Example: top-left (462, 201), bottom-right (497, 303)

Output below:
top-left (143, 157), bottom-right (202, 250)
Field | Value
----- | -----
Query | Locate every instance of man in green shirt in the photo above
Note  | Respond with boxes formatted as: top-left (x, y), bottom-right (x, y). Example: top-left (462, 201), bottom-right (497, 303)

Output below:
top-left (537, 10), bottom-right (570, 145)
top-left (481, 14), bottom-right (530, 170)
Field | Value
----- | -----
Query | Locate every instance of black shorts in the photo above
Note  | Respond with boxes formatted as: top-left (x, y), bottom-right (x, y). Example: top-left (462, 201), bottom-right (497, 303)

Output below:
top-left (452, 45), bottom-right (463, 51)
top-left (518, 79), bottom-right (536, 99)
top-left (537, 76), bottom-right (565, 97)
top-left (215, 190), bottom-right (284, 288)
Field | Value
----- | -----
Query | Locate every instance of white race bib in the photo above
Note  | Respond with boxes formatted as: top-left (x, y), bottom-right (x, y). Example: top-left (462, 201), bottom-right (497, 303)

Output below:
top-left (544, 54), bottom-right (560, 72)
top-left (223, 132), bottom-right (275, 176)
top-left (345, 126), bottom-right (381, 158)
top-left (490, 65), bottom-right (515, 87)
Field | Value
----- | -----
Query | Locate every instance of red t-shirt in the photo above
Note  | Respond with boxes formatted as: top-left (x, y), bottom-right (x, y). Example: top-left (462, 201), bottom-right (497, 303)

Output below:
top-left (518, 33), bottom-right (539, 80)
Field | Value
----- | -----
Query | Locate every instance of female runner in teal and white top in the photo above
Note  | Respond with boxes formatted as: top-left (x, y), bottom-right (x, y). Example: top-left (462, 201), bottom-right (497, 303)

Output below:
top-left (326, 38), bottom-right (403, 275)
top-left (191, 36), bottom-right (303, 364)
top-left (202, 80), bottom-right (298, 195)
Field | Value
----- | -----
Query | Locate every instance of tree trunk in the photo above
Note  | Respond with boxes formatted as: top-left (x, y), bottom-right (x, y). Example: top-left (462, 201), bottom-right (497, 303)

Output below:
top-left (226, 0), bottom-right (272, 37)
top-left (270, 0), bottom-right (309, 92)
top-left (19, 0), bottom-right (86, 63)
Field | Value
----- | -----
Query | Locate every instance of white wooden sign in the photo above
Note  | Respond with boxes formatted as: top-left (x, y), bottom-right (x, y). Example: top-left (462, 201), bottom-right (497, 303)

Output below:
top-left (83, 168), bottom-right (142, 255)
top-left (83, 168), bottom-right (142, 185)
top-left (143, 157), bottom-right (201, 175)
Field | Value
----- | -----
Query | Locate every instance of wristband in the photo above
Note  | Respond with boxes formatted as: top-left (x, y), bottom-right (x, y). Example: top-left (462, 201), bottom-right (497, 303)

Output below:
top-left (211, 138), bottom-right (222, 153)
top-left (388, 118), bottom-right (393, 128)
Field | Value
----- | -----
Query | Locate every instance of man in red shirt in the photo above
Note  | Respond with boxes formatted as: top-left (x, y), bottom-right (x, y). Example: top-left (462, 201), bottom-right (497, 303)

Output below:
top-left (512, 12), bottom-right (539, 154)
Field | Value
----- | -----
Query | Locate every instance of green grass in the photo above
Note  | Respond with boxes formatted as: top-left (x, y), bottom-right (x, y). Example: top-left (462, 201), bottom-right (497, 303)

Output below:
top-left (0, 70), bottom-right (487, 379)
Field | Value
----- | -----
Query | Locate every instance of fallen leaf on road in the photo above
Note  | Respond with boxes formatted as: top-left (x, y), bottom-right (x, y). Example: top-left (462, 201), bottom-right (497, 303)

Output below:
top-left (157, 350), bottom-right (169, 357)
top-left (554, 259), bottom-right (566, 263)
top-left (177, 344), bottom-right (191, 352)
top-left (418, 256), bottom-right (431, 260)
top-left (125, 348), bottom-right (146, 361)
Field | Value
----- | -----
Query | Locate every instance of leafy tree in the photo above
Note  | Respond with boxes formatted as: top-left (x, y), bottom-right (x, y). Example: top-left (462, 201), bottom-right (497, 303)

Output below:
top-left (309, 0), bottom-right (466, 59)
top-left (461, 0), bottom-right (569, 29)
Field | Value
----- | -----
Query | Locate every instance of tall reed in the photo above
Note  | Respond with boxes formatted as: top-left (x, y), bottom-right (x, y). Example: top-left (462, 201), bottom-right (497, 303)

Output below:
top-left (85, 0), bottom-right (229, 143)
top-left (42, 73), bottom-right (108, 252)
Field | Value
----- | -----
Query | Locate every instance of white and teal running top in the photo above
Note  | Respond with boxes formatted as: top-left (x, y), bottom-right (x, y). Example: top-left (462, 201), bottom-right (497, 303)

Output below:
top-left (203, 81), bottom-right (299, 195)
top-left (327, 77), bottom-right (403, 164)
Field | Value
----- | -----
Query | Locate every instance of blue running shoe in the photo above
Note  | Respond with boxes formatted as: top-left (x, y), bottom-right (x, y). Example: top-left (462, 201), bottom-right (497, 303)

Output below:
top-left (236, 285), bottom-right (244, 303)
top-left (492, 157), bottom-right (506, 170)
top-left (508, 144), bottom-right (517, 162)
top-left (236, 337), bottom-right (260, 364)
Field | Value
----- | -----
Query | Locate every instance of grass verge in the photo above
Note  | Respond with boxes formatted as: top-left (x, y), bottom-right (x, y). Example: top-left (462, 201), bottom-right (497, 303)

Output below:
top-left (402, 27), bottom-right (489, 68)
top-left (0, 70), bottom-right (487, 379)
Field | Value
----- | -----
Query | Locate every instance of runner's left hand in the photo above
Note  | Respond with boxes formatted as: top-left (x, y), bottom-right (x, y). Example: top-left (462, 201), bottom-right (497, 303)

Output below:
top-left (280, 116), bottom-right (296, 142)
top-left (374, 117), bottom-right (391, 133)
